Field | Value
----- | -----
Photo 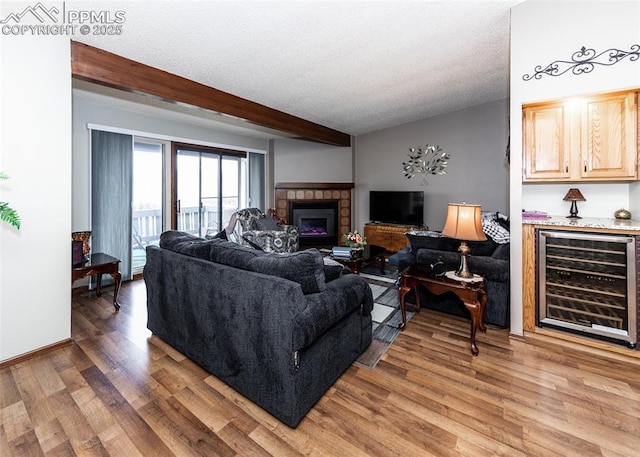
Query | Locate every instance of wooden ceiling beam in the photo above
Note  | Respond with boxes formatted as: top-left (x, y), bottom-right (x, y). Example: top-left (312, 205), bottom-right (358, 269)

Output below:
top-left (70, 41), bottom-right (351, 147)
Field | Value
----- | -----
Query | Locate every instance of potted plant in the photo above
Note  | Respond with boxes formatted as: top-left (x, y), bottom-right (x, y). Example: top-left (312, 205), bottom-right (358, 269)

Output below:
top-left (0, 172), bottom-right (20, 229)
top-left (342, 230), bottom-right (367, 248)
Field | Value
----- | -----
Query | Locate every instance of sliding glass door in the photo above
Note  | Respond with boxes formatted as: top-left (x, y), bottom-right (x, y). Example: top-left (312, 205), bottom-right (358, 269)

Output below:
top-left (131, 139), bottom-right (165, 273)
top-left (175, 145), bottom-right (246, 238)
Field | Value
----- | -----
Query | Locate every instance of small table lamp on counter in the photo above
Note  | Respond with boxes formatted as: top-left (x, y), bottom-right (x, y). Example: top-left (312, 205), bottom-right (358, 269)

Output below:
top-left (563, 188), bottom-right (586, 218)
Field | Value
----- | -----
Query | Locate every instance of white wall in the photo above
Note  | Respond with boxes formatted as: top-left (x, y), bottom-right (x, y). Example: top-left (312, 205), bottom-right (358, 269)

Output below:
top-left (354, 99), bottom-right (510, 231)
top-left (631, 182), bottom-right (640, 218)
top-left (510, 0), bottom-right (640, 335)
top-left (72, 97), bottom-right (270, 230)
top-left (273, 138), bottom-right (353, 184)
top-left (1, 37), bottom-right (72, 361)
top-left (522, 183), bottom-right (633, 219)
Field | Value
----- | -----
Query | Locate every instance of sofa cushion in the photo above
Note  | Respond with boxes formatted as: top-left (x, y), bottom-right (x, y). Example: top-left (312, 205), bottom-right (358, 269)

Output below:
top-left (249, 248), bottom-right (326, 295)
top-left (209, 239), bottom-right (265, 269)
top-left (159, 231), bottom-right (223, 260)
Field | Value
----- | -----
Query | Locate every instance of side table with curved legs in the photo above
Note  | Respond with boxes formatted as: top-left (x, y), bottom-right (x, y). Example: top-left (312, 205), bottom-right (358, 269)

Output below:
top-left (398, 264), bottom-right (487, 356)
top-left (72, 253), bottom-right (122, 311)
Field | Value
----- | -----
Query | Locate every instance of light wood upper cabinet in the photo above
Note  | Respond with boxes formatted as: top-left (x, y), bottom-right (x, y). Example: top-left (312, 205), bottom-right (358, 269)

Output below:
top-left (523, 102), bottom-right (573, 180)
top-left (523, 90), bottom-right (638, 182)
top-left (581, 92), bottom-right (637, 179)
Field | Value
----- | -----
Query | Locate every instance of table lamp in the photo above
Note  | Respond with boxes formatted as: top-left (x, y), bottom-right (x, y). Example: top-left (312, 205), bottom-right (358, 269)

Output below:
top-left (563, 188), bottom-right (586, 218)
top-left (442, 203), bottom-right (487, 278)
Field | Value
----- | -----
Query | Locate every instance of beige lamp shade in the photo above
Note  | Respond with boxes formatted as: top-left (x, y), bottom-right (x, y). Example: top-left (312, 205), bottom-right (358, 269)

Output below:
top-left (442, 203), bottom-right (487, 242)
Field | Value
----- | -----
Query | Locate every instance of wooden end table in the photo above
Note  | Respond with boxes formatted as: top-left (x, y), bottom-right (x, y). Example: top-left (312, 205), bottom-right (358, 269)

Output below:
top-left (330, 244), bottom-right (386, 275)
top-left (398, 264), bottom-right (487, 356)
top-left (72, 253), bottom-right (122, 311)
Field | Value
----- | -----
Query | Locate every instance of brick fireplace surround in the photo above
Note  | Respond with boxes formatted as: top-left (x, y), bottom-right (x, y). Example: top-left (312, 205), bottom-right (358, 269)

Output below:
top-left (274, 183), bottom-right (354, 242)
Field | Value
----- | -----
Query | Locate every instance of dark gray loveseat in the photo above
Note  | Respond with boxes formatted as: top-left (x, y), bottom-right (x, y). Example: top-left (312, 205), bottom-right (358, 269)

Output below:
top-left (395, 231), bottom-right (510, 328)
top-left (144, 231), bottom-right (373, 428)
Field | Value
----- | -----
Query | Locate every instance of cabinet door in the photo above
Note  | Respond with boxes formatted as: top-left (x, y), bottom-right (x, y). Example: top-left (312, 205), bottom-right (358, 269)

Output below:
top-left (523, 104), bottom-right (573, 181)
top-left (581, 91), bottom-right (638, 180)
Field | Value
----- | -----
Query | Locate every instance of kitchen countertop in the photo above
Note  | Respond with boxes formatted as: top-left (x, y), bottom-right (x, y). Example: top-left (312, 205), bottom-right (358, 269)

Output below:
top-left (522, 215), bottom-right (640, 232)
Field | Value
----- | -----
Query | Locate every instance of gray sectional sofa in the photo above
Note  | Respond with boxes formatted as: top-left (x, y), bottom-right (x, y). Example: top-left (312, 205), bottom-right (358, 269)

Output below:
top-left (144, 231), bottom-right (373, 427)
top-left (394, 228), bottom-right (510, 328)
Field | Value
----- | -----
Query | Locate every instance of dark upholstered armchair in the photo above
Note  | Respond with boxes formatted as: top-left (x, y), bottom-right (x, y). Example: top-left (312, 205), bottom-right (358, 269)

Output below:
top-left (226, 207), bottom-right (299, 253)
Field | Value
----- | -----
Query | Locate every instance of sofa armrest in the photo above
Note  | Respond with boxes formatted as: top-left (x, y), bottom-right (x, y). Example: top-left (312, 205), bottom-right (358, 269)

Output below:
top-left (292, 274), bottom-right (373, 351)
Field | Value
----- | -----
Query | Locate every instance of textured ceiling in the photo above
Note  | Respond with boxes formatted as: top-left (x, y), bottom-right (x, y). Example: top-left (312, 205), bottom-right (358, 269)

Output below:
top-left (72, 0), bottom-right (523, 137)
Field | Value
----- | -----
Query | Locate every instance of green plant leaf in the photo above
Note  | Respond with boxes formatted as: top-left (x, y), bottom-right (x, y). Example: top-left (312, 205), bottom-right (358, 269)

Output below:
top-left (0, 202), bottom-right (20, 229)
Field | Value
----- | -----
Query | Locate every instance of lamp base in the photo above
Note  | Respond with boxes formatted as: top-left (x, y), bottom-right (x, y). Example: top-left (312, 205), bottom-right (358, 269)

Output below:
top-left (567, 200), bottom-right (581, 218)
top-left (455, 241), bottom-right (474, 278)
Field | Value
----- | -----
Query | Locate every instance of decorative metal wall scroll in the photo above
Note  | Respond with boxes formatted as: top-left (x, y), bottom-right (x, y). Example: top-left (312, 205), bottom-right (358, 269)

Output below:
top-left (523, 45), bottom-right (639, 81)
top-left (402, 144), bottom-right (449, 185)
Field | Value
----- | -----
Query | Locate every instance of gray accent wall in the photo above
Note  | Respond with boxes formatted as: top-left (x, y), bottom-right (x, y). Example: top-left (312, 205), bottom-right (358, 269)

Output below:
top-left (354, 99), bottom-right (510, 231)
top-left (273, 138), bottom-right (353, 184)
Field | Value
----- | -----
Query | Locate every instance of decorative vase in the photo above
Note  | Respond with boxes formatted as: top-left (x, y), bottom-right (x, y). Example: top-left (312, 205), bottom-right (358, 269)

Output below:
top-left (614, 208), bottom-right (631, 220)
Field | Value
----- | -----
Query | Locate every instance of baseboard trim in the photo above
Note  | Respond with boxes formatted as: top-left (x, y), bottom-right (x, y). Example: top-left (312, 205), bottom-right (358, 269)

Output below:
top-left (524, 329), bottom-right (639, 362)
top-left (0, 338), bottom-right (73, 368)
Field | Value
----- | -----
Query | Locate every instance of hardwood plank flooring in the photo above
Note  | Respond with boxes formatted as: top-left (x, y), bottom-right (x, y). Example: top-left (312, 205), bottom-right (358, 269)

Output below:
top-left (2, 279), bottom-right (639, 456)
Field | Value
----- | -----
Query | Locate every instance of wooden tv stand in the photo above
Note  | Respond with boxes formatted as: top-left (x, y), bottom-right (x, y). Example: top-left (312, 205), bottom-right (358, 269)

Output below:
top-left (364, 222), bottom-right (426, 253)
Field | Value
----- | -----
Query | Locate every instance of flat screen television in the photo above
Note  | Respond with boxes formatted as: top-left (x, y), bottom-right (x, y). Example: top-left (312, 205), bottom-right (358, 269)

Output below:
top-left (369, 191), bottom-right (424, 226)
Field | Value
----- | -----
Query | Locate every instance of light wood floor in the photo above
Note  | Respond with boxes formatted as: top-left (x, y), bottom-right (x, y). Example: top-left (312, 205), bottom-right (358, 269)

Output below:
top-left (2, 279), bottom-right (639, 456)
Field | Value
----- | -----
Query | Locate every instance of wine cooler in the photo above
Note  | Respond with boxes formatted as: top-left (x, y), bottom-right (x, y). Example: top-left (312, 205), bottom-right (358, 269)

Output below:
top-left (537, 230), bottom-right (637, 348)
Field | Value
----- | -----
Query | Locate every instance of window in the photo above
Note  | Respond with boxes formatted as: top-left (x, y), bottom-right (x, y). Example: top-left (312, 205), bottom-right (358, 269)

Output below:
top-left (173, 143), bottom-right (249, 237)
top-left (132, 139), bottom-right (167, 273)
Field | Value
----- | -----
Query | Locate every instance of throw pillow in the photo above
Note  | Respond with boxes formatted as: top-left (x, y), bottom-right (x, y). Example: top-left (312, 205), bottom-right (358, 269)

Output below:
top-left (467, 238), bottom-right (499, 256)
top-left (323, 257), bottom-right (345, 282)
top-left (248, 249), bottom-right (326, 295)
top-left (250, 217), bottom-right (282, 231)
top-left (242, 234), bottom-right (265, 251)
top-left (406, 231), bottom-right (458, 252)
top-left (481, 218), bottom-right (510, 244)
top-left (213, 229), bottom-right (228, 240)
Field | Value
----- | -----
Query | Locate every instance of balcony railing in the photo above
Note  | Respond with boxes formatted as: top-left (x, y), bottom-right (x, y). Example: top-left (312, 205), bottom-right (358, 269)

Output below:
top-left (133, 200), bottom-right (239, 248)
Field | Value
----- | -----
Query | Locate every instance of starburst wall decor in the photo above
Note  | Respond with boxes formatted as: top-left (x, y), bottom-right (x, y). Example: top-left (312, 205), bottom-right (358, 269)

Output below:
top-left (402, 144), bottom-right (449, 185)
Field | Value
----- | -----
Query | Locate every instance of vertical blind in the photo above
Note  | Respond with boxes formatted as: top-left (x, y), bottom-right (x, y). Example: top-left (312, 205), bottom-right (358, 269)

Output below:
top-left (91, 130), bottom-right (133, 283)
top-left (248, 152), bottom-right (265, 211)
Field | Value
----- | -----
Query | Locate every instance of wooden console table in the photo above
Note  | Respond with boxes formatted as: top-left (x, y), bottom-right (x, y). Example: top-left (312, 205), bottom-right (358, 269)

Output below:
top-left (398, 264), bottom-right (487, 355)
top-left (72, 253), bottom-right (122, 311)
top-left (364, 223), bottom-right (425, 253)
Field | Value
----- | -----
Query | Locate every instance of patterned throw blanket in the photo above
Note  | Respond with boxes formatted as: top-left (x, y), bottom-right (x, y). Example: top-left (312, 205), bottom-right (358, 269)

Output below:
top-left (481, 211), bottom-right (510, 244)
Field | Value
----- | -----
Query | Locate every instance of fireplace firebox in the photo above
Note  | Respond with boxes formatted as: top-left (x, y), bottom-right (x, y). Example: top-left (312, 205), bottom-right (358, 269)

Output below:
top-left (290, 201), bottom-right (339, 247)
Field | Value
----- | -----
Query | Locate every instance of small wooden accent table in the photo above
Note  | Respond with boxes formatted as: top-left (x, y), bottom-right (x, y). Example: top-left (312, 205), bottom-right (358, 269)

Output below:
top-left (330, 244), bottom-right (386, 275)
top-left (72, 253), bottom-right (122, 311)
top-left (398, 264), bottom-right (487, 356)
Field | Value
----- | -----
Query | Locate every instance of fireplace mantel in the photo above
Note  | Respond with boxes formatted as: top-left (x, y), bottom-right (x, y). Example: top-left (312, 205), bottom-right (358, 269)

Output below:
top-left (275, 182), bottom-right (354, 242)
top-left (275, 182), bottom-right (354, 189)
